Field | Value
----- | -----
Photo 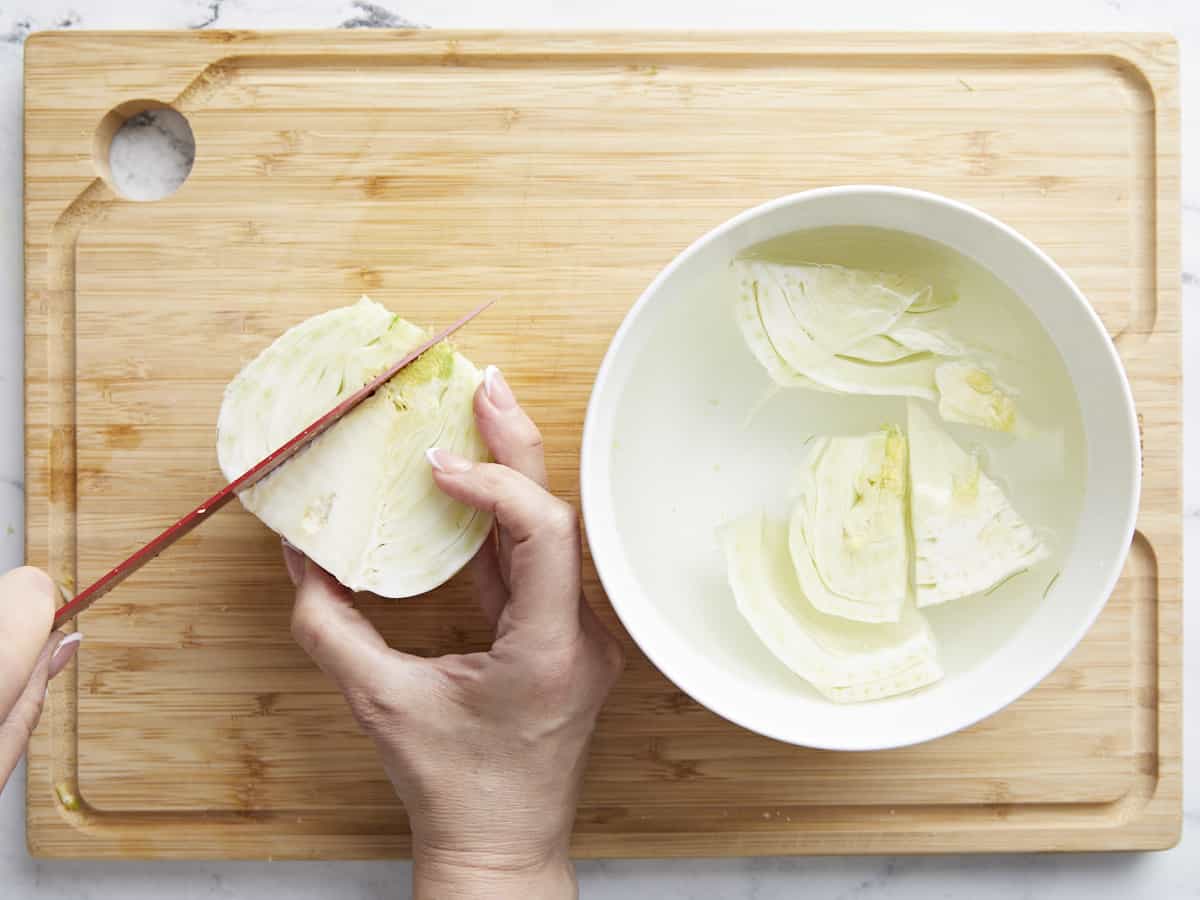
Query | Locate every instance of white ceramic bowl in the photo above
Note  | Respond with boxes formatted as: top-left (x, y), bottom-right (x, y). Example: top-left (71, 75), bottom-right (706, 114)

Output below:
top-left (580, 186), bottom-right (1140, 750)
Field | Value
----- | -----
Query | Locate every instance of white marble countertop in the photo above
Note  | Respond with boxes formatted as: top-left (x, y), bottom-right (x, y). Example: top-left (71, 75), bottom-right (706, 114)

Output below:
top-left (1, 0), bottom-right (1195, 896)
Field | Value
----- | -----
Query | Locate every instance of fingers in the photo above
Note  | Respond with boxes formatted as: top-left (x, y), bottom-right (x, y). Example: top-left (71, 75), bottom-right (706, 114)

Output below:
top-left (469, 533), bottom-right (507, 629)
top-left (0, 567), bottom-right (57, 723)
top-left (0, 630), bottom-right (76, 795)
top-left (474, 366), bottom-right (548, 488)
top-left (285, 546), bottom-right (414, 696)
top-left (429, 455), bottom-right (581, 640)
top-left (289, 552), bottom-right (387, 685)
top-left (464, 366), bottom-right (561, 630)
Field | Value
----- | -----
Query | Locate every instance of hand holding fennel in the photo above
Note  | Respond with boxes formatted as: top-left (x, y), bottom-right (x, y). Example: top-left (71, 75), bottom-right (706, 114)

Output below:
top-left (285, 367), bottom-right (623, 900)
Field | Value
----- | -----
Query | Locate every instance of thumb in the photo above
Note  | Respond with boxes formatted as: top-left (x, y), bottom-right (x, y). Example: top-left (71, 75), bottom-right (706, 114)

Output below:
top-left (0, 567), bottom-right (56, 722)
top-left (285, 545), bottom-right (393, 692)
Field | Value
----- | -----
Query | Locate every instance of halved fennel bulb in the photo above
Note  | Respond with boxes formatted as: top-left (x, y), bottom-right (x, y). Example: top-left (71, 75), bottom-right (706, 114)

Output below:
top-left (216, 297), bottom-right (492, 598)
top-left (789, 428), bottom-right (909, 623)
top-left (908, 402), bottom-right (1047, 607)
top-left (720, 512), bottom-right (942, 703)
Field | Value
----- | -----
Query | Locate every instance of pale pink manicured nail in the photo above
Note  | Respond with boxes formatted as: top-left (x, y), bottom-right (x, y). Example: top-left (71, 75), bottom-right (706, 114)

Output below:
top-left (49, 632), bottom-right (83, 679)
top-left (483, 365), bottom-right (516, 410)
top-left (427, 447), bottom-right (473, 474)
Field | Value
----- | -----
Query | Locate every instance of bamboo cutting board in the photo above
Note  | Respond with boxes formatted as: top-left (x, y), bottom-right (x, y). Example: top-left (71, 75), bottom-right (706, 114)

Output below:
top-left (24, 31), bottom-right (1180, 858)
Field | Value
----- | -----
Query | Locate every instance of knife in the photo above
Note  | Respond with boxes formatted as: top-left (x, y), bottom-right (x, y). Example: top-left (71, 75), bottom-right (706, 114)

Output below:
top-left (52, 298), bottom-right (497, 630)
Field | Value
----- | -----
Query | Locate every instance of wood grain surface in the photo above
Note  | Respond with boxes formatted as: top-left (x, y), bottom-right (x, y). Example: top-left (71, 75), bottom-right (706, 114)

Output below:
top-left (24, 31), bottom-right (1180, 858)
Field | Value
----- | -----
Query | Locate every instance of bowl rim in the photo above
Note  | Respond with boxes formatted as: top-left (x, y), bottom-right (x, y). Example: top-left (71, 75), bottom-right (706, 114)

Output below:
top-left (580, 184), bottom-right (1141, 751)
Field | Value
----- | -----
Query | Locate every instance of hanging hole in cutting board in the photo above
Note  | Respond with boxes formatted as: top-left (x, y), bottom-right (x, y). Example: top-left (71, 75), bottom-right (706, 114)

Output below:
top-left (93, 100), bottom-right (195, 201)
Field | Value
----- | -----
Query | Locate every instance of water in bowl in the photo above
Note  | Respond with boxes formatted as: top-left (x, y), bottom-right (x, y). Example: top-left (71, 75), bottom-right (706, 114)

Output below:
top-left (608, 225), bottom-right (1087, 694)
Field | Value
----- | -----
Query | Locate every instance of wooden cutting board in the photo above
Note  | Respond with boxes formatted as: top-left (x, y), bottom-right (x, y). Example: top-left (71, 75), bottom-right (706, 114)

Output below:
top-left (24, 31), bottom-right (1180, 858)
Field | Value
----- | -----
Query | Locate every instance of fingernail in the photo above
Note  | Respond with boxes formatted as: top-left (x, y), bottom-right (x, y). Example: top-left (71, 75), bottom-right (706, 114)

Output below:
top-left (426, 447), bottom-right (473, 474)
top-left (49, 632), bottom-right (83, 679)
top-left (483, 365), bottom-right (516, 410)
top-left (281, 538), bottom-right (306, 586)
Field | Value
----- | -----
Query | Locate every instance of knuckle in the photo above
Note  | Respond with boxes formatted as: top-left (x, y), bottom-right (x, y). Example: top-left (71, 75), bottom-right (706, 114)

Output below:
top-left (289, 609), bottom-right (323, 657)
top-left (518, 418), bottom-right (545, 453)
top-left (478, 463), bottom-right (512, 495)
top-left (438, 653), bottom-right (485, 692)
top-left (527, 645), bottom-right (577, 694)
top-left (9, 565), bottom-right (51, 588)
top-left (604, 636), bottom-right (627, 680)
top-left (4, 566), bottom-right (56, 620)
top-left (344, 683), bottom-right (402, 733)
top-left (586, 632), bottom-right (625, 694)
top-left (542, 499), bottom-right (578, 540)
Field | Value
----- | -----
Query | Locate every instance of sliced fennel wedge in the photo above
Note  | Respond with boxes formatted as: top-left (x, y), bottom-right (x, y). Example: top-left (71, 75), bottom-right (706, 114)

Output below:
top-left (731, 273), bottom-right (812, 388)
top-left (835, 334), bottom-right (917, 364)
top-left (800, 352), bottom-right (941, 401)
top-left (216, 296), bottom-right (493, 598)
top-left (789, 428), bottom-right (910, 623)
top-left (908, 402), bottom-right (1048, 607)
top-left (719, 513), bottom-right (942, 703)
top-left (731, 259), bottom-right (956, 401)
top-left (732, 259), bottom-right (918, 374)
top-left (732, 287), bottom-right (940, 399)
top-left (838, 317), bottom-right (965, 365)
top-left (884, 318), bottom-right (968, 359)
top-left (935, 361), bottom-right (1017, 433)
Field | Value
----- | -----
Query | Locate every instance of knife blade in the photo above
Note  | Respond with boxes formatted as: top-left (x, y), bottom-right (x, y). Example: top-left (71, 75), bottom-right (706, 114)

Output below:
top-left (52, 298), bottom-right (497, 630)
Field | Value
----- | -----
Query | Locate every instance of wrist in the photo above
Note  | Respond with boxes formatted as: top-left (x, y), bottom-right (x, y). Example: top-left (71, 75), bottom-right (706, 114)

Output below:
top-left (413, 844), bottom-right (576, 900)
